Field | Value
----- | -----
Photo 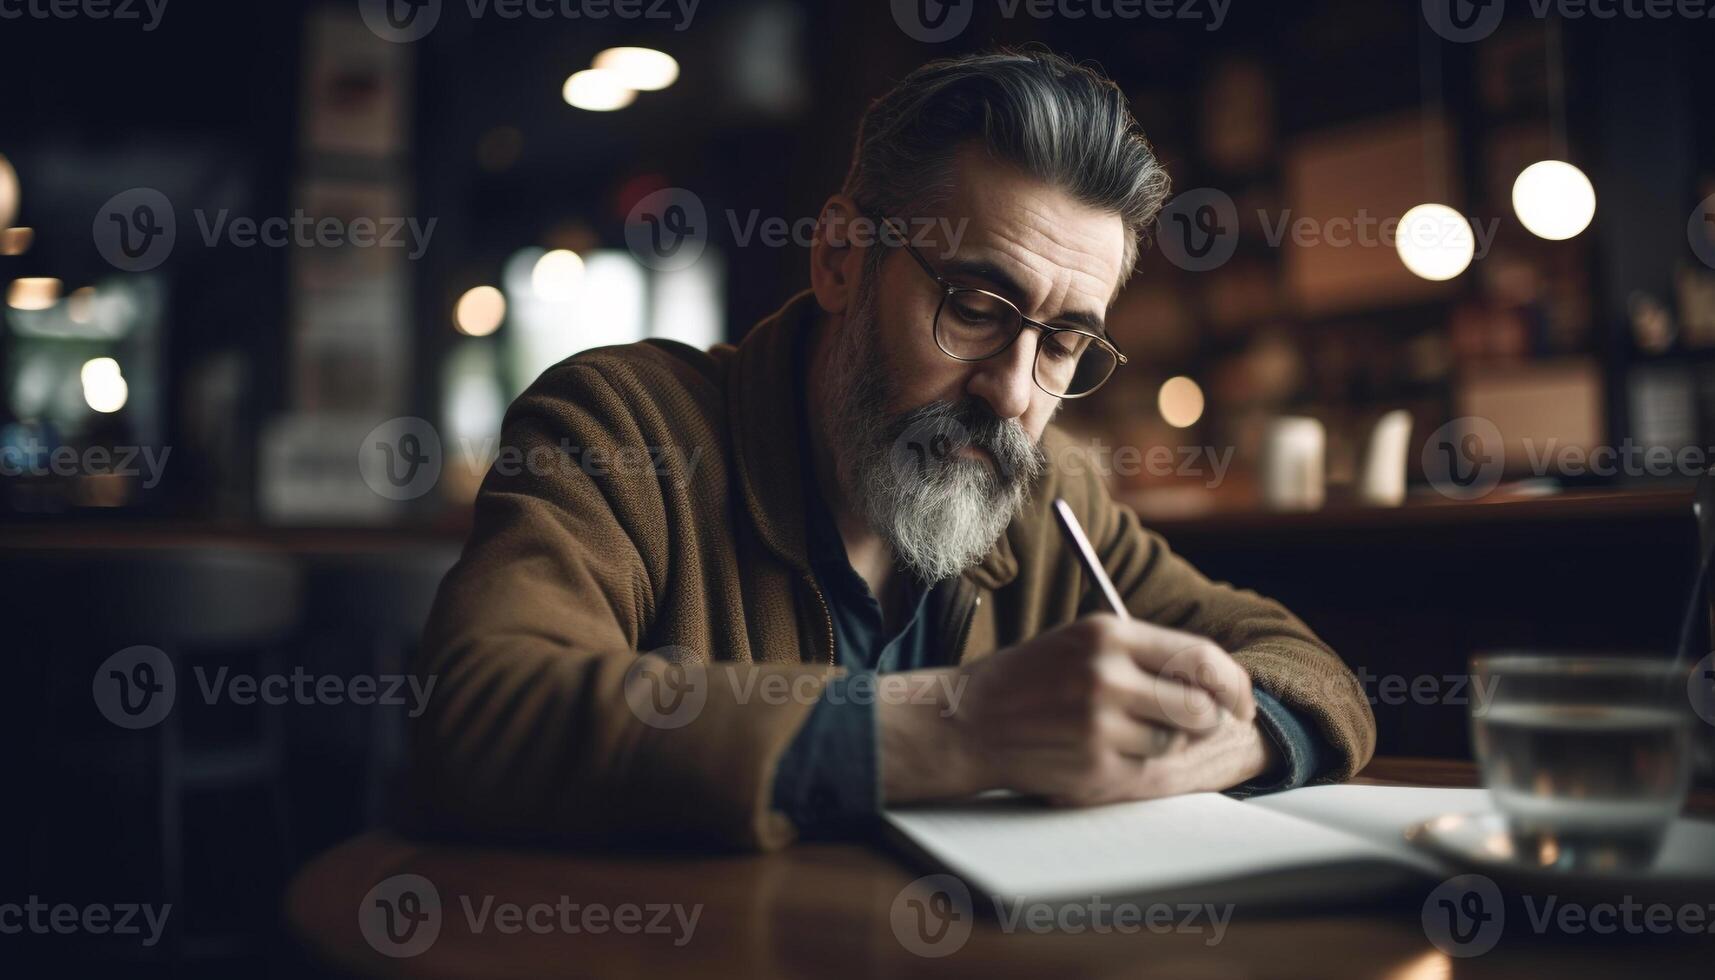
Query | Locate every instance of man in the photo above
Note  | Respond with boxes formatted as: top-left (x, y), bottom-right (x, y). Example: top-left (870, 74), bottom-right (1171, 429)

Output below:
top-left (409, 49), bottom-right (1374, 850)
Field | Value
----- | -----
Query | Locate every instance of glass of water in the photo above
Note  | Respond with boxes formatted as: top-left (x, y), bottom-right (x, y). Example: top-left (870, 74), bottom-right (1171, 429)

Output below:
top-left (1470, 654), bottom-right (1696, 873)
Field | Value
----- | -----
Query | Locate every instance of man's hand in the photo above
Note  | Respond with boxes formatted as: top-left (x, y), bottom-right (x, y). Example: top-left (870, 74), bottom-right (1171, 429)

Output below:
top-left (1042, 699), bottom-right (1278, 807)
top-left (879, 614), bottom-right (1268, 804)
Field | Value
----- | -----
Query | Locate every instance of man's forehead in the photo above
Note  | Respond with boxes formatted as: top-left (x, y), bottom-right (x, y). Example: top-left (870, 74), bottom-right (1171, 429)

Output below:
top-left (928, 156), bottom-right (1128, 325)
top-left (926, 195), bottom-right (1125, 329)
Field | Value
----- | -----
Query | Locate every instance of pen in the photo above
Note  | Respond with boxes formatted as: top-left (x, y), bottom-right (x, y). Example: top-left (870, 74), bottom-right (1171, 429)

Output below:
top-left (1052, 497), bottom-right (1130, 619)
top-left (1052, 497), bottom-right (1233, 727)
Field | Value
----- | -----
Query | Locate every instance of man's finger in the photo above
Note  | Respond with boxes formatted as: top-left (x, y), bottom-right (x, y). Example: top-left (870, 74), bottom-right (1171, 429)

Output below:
top-left (1102, 711), bottom-right (1184, 757)
top-left (1108, 620), bottom-right (1255, 722)
top-left (1105, 668), bottom-right (1225, 733)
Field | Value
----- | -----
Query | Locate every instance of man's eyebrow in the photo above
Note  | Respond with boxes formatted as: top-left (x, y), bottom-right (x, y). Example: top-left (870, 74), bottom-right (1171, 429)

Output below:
top-left (937, 256), bottom-right (1107, 336)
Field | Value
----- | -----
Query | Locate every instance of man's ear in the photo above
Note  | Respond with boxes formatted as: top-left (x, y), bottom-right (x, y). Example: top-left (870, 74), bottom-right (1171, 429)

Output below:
top-left (809, 194), bottom-right (871, 316)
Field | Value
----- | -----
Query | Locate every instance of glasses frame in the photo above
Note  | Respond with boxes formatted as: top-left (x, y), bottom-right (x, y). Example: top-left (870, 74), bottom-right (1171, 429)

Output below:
top-left (874, 215), bottom-right (1128, 399)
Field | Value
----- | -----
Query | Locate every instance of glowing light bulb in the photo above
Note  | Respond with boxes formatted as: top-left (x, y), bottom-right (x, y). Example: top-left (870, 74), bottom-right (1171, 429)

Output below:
top-left (592, 48), bottom-right (679, 91)
top-left (6, 276), bottom-right (60, 310)
top-left (562, 69), bottom-right (636, 111)
top-left (1158, 376), bottom-right (1205, 428)
top-left (81, 357), bottom-right (128, 413)
top-left (1395, 203), bottom-right (1475, 281)
top-left (0, 154), bottom-right (17, 230)
top-left (1512, 160), bottom-right (1595, 241)
top-left (531, 249), bottom-right (586, 302)
top-left (454, 285), bottom-right (506, 336)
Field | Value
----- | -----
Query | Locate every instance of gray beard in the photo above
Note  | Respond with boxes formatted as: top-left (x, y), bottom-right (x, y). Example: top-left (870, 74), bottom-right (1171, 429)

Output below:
top-left (820, 273), bottom-right (1046, 583)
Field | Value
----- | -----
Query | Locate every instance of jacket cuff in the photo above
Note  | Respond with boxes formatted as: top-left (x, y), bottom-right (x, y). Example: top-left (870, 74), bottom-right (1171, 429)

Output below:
top-left (1226, 686), bottom-right (1327, 798)
top-left (769, 671), bottom-right (881, 836)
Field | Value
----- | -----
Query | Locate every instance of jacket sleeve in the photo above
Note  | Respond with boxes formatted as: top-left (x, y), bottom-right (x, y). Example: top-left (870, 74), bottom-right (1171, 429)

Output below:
top-left (1062, 455), bottom-right (1377, 782)
top-left (404, 361), bottom-right (833, 851)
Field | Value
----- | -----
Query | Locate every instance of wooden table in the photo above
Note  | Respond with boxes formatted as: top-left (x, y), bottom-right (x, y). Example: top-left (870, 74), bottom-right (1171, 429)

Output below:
top-left (286, 759), bottom-right (1714, 978)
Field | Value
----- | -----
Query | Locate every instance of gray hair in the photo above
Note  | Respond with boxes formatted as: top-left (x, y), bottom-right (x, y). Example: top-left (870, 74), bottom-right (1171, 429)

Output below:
top-left (842, 47), bottom-right (1171, 286)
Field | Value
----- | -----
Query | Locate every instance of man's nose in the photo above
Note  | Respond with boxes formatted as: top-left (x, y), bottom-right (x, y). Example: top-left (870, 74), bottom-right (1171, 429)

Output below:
top-left (966, 331), bottom-right (1037, 422)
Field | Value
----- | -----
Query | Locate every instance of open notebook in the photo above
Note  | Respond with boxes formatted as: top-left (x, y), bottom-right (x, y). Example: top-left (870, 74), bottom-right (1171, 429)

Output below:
top-left (882, 785), bottom-right (1491, 909)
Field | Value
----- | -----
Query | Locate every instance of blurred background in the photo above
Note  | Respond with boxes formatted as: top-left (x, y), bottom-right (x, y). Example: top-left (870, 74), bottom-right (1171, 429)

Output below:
top-left (2, 0), bottom-right (1713, 973)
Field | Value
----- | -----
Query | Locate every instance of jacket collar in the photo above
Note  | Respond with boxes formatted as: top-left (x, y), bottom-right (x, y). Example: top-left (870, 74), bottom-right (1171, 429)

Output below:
top-left (726, 290), bottom-right (1020, 590)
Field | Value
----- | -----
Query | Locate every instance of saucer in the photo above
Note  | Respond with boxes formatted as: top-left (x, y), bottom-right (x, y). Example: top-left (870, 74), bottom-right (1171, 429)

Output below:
top-left (1404, 811), bottom-right (1715, 907)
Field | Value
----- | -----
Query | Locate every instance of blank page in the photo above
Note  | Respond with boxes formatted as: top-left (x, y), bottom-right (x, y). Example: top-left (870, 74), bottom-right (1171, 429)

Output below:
top-left (883, 791), bottom-right (1398, 905)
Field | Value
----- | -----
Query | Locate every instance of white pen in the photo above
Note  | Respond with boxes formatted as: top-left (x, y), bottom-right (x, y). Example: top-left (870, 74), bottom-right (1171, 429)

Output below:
top-left (1051, 497), bottom-right (1129, 619)
top-left (1052, 496), bottom-right (1233, 726)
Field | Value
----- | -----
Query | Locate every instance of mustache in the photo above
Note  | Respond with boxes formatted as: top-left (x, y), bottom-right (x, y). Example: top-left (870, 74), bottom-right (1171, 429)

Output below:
top-left (885, 397), bottom-right (1044, 486)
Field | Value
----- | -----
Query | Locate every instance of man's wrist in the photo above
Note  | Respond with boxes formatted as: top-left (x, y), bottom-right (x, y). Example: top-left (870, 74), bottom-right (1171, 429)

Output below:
top-left (877, 668), bottom-right (990, 803)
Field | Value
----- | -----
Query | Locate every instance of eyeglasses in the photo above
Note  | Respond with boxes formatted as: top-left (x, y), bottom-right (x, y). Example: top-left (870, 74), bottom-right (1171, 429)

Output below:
top-left (875, 216), bottom-right (1127, 399)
